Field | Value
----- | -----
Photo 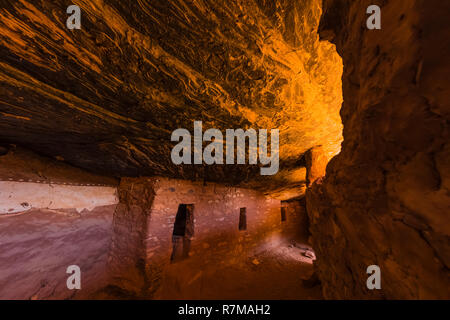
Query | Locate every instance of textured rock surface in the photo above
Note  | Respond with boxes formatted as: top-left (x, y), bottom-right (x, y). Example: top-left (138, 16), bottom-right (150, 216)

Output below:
top-left (0, 147), bottom-right (118, 214)
top-left (2, 0), bottom-right (447, 301)
top-left (305, 145), bottom-right (328, 186)
top-left (307, 0), bottom-right (450, 299)
top-left (0, 181), bottom-right (117, 214)
top-left (0, 146), bottom-right (118, 185)
top-left (0, 0), bottom-right (342, 195)
top-left (106, 177), bottom-right (156, 297)
top-left (0, 205), bottom-right (115, 299)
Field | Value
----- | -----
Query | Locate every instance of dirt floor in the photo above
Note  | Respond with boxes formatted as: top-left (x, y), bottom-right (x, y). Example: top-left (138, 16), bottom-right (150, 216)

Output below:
top-left (152, 240), bottom-right (322, 300)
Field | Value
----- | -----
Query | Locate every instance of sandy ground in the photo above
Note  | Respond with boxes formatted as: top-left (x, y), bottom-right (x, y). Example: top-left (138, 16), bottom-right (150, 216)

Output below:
top-left (153, 241), bottom-right (322, 300)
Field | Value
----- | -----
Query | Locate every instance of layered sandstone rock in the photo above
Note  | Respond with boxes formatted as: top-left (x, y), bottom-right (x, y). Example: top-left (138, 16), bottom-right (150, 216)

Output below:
top-left (0, 0), bottom-right (342, 197)
top-left (307, 0), bottom-right (450, 299)
top-left (105, 176), bottom-right (311, 298)
top-left (0, 205), bottom-right (116, 300)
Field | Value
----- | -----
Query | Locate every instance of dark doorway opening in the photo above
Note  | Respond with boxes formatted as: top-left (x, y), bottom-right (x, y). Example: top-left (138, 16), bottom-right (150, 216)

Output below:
top-left (239, 207), bottom-right (247, 231)
top-left (171, 204), bottom-right (194, 262)
top-left (281, 206), bottom-right (287, 222)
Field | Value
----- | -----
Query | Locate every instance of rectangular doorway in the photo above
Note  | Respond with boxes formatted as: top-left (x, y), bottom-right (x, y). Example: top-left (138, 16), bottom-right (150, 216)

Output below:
top-left (281, 206), bottom-right (287, 222)
top-left (171, 204), bottom-right (194, 262)
top-left (239, 207), bottom-right (247, 231)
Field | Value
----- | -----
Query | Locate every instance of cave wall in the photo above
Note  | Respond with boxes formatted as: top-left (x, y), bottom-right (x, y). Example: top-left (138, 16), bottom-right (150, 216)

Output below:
top-left (305, 145), bottom-right (329, 187)
top-left (107, 177), bottom-right (157, 297)
top-left (108, 176), bottom-right (309, 297)
top-left (0, 181), bottom-right (117, 214)
top-left (0, 147), bottom-right (118, 215)
top-left (306, 0), bottom-right (449, 299)
top-left (0, 205), bottom-right (115, 300)
top-left (281, 199), bottom-right (310, 241)
top-left (146, 176), bottom-right (281, 265)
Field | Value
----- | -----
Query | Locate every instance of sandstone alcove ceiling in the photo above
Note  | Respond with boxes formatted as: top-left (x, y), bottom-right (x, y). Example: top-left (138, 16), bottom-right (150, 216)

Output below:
top-left (0, 0), bottom-right (343, 198)
top-left (1, 0), bottom-right (447, 302)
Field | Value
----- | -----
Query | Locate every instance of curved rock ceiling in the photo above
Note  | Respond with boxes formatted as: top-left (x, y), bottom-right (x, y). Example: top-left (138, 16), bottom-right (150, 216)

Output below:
top-left (0, 0), bottom-right (342, 196)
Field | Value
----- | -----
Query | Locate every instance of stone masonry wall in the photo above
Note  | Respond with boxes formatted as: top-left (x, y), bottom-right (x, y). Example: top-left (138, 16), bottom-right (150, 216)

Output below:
top-left (108, 177), bottom-right (309, 297)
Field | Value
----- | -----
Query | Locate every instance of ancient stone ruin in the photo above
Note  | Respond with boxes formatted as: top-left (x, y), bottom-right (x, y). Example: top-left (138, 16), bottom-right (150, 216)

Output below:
top-left (0, 0), bottom-right (448, 300)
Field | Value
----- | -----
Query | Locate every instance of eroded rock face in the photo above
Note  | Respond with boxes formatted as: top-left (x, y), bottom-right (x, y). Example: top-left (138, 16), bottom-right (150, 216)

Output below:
top-left (307, 0), bottom-right (449, 299)
top-left (305, 145), bottom-right (328, 186)
top-left (0, 0), bottom-right (342, 195)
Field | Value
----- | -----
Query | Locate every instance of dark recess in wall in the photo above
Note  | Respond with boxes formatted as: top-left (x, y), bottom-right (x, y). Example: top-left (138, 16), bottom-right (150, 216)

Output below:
top-left (239, 207), bottom-right (247, 230)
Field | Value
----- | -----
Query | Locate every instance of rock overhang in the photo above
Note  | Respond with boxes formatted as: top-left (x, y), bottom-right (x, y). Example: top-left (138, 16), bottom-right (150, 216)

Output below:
top-left (0, 0), bottom-right (343, 197)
